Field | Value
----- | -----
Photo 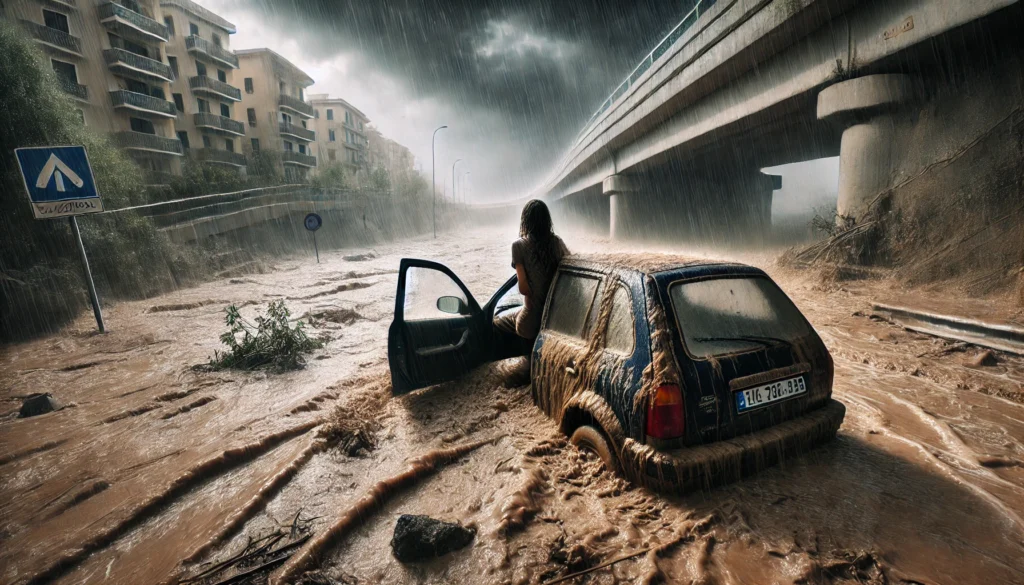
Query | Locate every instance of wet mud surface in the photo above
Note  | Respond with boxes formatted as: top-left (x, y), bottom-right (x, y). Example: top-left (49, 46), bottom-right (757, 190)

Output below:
top-left (1, 230), bottom-right (1022, 585)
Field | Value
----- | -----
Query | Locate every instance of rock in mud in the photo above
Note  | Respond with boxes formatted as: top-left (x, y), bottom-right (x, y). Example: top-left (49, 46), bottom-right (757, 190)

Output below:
top-left (390, 514), bottom-right (475, 562)
top-left (18, 393), bottom-right (62, 418)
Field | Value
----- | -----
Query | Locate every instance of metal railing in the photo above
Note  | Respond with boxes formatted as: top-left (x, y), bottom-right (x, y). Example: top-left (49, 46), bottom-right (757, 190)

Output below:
top-left (111, 131), bottom-right (184, 154)
top-left (188, 75), bottom-right (241, 101)
top-left (279, 121), bottom-right (315, 141)
top-left (185, 35), bottom-right (238, 68)
top-left (110, 89), bottom-right (175, 116)
top-left (194, 148), bottom-right (246, 166)
top-left (278, 94), bottom-right (314, 118)
top-left (193, 112), bottom-right (245, 135)
top-left (572, 0), bottom-right (716, 147)
top-left (159, 0), bottom-right (236, 34)
top-left (20, 20), bottom-right (81, 54)
top-left (98, 2), bottom-right (169, 41)
top-left (281, 151), bottom-right (316, 167)
top-left (103, 48), bottom-right (173, 80)
top-left (57, 77), bottom-right (88, 101)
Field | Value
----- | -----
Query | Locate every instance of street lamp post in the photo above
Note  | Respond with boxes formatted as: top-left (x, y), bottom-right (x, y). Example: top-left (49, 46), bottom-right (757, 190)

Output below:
top-left (451, 158), bottom-right (463, 208)
top-left (431, 125), bottom-right (448, 238)
top-left (460, 171), bottom-right (470, 205)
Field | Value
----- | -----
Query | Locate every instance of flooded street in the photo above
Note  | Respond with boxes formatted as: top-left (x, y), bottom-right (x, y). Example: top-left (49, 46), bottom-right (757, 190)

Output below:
top-left (1, 228), bottom-right (1022, 585)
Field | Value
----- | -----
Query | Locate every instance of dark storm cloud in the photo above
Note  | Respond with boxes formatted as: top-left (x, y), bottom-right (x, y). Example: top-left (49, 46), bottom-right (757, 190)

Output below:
top-left (251, 0), bottom-right (694, 148)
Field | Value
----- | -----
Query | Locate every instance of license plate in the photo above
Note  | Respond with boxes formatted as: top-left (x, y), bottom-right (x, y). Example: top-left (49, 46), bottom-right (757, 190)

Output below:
top-left (735, 376), bottom-right (806, 413)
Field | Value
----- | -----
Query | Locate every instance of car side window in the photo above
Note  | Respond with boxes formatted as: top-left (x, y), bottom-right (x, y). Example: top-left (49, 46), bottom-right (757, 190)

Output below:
top-left (403, 267), bottom-right (468, 321)
top-left (605, 285), bottom-right (635, 355)
top-left (546, 271), bottom-right (601, 339)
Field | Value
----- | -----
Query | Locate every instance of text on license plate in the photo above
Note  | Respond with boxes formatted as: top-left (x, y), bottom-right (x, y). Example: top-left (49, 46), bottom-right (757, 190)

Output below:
top-left (735, 376), bottom-right (806, 413)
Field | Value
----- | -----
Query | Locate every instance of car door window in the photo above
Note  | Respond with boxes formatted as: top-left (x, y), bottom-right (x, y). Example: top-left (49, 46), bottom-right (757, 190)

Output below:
top-left (403, 267), bottom-right (468, 322)
top-left (546, 272), bottom-right (600, 338)
top-left (605, 285), bottom-right (635, 355)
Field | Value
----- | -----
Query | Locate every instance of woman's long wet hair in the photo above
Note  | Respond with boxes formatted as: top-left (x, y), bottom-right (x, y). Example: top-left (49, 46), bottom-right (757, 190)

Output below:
top-left (519, 200), bottom-right (562, 273)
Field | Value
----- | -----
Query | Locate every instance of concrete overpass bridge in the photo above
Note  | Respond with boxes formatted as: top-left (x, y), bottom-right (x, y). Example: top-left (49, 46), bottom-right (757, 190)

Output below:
top-left (542, 0), bottom-right (1023, 242)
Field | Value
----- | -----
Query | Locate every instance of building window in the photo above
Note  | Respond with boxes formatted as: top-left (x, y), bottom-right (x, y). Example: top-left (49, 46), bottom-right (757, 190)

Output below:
top-left (283, 141), bottom-right (293, 152)
top-left (314, 109), bottom-right (319, 119)
top-left (244, 78), bottom-right (253, 93)
top-left (197, 98), bottom-right (209, 113)
top-left (51, 59), bottom-right (77, 85)
top-left (130, 117), bottom-right (155, 134)
top-left (328, 149), bottom-right (335, 161)
top-left (195, 61), bottom-right (206, 77)
top-left (217, 69), bottom-right (226, 83)
top-left (164, 16), bottom-right (175, 36)
top-left (212, 33), bottom-right (221, 47)
top-left (279, 81), bottom-right (285, 94)
top-left (43, 10), bottom-right (70, 34)
top-left (328, 129), bottom-right (335, 142)
top-left (189, 22), bottom-right (199, 36)
top-left (177, 131), bottom-right (189, 149)
top-left (220, 103), bottom-right (230, 118)
top-left (298, 88), bottom-right (304, 101)
top-left (167, 56), bottom-right (178, 79)
top-left (251, 138), bottom-right (260, 152)
top-left (281, 112), bottom-right (291, 125)
top-left (326, 109), bottom-right (333, 121)
top-left (298, 144), bottom-right (306, 155)
top-left (301, 120), bottom-right (307, 128)
top-left (225, 139), bottom-right (233, 152)
top-left (202, 135), bottom-right (211, 148)
top-left (172, 93), bottom-right (184, 112)
top-left (247, 108), bottom-right (257, 127)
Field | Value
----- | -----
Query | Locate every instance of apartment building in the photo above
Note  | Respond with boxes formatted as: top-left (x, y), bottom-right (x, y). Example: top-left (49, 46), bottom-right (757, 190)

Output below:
top-left (160, 0), bottom-right (245, 172)
top-left (6, 0), bottom-right (184, 182)
top-left (365, 126), bottom-right (414, 178)
top-left (307, 94), bottom-right (368, 176)
top-left (236, 48), bottom-right (315, 182)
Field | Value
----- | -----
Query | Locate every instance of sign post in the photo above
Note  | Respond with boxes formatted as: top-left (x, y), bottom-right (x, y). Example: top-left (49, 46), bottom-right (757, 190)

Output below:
top-left (304, 212), bottom-right (323, 264)
top-left (15, 146), bottom-right (105, 332)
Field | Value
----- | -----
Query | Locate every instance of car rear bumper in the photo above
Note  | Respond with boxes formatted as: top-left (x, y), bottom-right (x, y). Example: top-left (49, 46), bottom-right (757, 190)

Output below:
top-left (621, 399), bottom-right (846, 493)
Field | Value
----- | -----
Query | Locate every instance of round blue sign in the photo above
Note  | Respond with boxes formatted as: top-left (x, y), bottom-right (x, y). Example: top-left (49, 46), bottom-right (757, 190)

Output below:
top-left (304, 212), bottom-right (322, 232)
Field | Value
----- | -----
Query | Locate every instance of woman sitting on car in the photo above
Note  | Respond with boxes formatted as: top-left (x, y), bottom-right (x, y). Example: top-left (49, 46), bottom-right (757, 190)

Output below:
top-left (494, 200), bottom-right (570, 341)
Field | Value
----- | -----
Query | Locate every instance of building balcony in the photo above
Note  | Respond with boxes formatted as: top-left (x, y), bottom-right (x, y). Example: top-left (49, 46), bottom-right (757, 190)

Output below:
top-left (110, 90), bottom-right (176, 117)
top-left (188, 75), bottom-right (241, 101)
top-left (57, 77), bottom-right (88, 101)
top-left (47, 0), bottom-right (77, 10)
top-left (194, 112), bottom-right (245, 136)
top-left (159, 0), bottom-right (236, 34)
top-left (281, 151), bottom-right (316, 167)
top-left (194, 148), bottom-right (246, 167)
top-left (278, 94), bottom-right (314, 119)
top-left (111, 131), bottom-right (184, 155)
top-left (185, 35), bottom-right (238, 69)
top-left (98, 2), bottom-right (168, 43)
top-left (103, 48), bottom-right (172, 82)
top-left (279, 121), bottom-right (314, 141)
top-left (342, 121), bottom-right (365, 135)
top-left (20, 20), bottom-right (82, 56)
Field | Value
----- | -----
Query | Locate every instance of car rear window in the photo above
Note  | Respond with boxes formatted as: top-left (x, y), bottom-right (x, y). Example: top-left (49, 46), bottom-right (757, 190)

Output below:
top-left (546, 272), bottom-right (600, 339)
top-left (668, 276), bottom-right (811, 357)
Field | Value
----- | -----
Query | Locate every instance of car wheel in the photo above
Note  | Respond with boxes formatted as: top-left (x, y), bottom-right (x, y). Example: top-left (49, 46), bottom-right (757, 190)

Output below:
top-left (570, 425), bottom-right (619, 474)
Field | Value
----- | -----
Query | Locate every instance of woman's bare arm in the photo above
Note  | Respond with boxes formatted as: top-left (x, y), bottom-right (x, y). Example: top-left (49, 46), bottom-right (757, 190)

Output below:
top-left (515, 263), bottom-right (531, 297)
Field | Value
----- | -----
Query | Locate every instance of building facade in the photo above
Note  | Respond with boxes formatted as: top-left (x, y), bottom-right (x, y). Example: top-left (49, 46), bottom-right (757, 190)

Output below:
top-left (365, 125), bottom-right (414, 178)
top-left (307, 94), bottom-right (368, 177)
top-left (236, 48), bottom-right (315, 182)
top-left (7, 0), bottom-right (185, 182)
top-left (160, 0), bottom-right (245, 174)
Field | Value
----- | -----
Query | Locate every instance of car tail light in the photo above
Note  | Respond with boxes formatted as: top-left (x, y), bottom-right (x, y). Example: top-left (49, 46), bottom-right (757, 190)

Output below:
top-left (646, 384), bottom-right (685, 439)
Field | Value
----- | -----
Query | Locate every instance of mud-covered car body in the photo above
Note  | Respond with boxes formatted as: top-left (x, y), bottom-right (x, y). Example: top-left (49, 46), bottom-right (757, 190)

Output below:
top-left (388, 255), bottom-right (845, 491)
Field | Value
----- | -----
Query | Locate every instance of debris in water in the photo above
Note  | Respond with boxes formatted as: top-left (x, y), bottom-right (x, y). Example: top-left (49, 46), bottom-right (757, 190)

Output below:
top-left (18, 393), bottom-right (63, 418)
top-left (342, 252), bottom-right (377, 262)
top-left (390, 514), bottom-right (475, 562)
top-left (966, 349), bottom-right (999, 367)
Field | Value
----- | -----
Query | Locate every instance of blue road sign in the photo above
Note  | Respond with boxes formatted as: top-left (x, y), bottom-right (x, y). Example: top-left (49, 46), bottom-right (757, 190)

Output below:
top-left (15, 145), bottom-right (102, 219)
top-left (304, 212), bottom-right (323, 231)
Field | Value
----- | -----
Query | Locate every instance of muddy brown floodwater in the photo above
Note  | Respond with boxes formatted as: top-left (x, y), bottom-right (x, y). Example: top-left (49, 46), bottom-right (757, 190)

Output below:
top-left (1, 229), bottom-right (1023, 585)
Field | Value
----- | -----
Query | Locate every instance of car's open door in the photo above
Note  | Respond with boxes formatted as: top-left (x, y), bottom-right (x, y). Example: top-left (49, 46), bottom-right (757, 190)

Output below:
top-left (388, 258), bottom-right (493, 395)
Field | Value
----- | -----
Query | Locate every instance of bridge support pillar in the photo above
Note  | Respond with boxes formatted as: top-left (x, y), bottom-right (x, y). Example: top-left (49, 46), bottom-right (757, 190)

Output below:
top-left (818, 74), bottom-right (916, 225)
top-left (603, 174), bottom-right (637, 241)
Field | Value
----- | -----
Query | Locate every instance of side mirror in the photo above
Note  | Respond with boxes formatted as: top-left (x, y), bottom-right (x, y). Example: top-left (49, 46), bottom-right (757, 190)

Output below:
top-left (437, 296), bottom-right (469, 315)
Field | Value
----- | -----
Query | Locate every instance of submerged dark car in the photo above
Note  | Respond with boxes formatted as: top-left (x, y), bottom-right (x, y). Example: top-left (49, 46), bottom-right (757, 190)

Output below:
top-left (387, 254), bottom-right (845, 491)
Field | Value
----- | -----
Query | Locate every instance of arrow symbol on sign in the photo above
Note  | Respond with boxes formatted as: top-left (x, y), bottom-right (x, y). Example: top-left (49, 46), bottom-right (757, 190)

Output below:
top-left (35, 153), bottom-right (84, 192)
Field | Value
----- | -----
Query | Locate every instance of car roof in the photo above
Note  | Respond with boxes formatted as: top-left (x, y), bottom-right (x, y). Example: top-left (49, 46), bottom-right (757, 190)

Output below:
top-left (561, 252), bottom-right (748, 275)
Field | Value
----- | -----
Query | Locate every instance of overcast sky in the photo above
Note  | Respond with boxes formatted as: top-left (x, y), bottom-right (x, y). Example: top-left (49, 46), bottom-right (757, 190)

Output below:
top-left (202, 0), bottom-right (698, 202)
